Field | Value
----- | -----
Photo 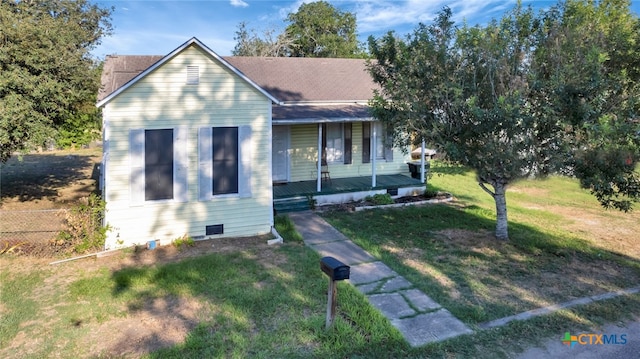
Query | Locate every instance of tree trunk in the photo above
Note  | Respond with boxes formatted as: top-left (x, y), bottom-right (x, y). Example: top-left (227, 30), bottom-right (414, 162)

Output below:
top-left (493, 182), bottom-right (509, 240)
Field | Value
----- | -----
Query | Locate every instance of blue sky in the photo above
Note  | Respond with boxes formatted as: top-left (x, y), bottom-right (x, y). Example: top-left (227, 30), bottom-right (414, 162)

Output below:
top-left (92, 0), bottom-right (640, 58)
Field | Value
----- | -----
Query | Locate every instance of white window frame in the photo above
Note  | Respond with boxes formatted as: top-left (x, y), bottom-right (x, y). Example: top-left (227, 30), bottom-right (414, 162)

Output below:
top-left (325, 123), bottom-right (344, 163)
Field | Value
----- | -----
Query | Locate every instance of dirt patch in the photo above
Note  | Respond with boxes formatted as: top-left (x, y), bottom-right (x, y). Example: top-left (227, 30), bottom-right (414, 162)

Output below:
top-left (1, 235), bottom-right (283, 359)
top-left (379, 228), bottom-right (640, 319)
top-left (0, 147), bottom-right (101, 210)
top-left (547, 204), bottom-right (640, 259)
top-left (81, 296), bottom-right (206, 358)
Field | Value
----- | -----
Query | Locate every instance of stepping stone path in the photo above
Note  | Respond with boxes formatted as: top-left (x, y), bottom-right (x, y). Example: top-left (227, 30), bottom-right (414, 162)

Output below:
top-left (288, 211), bottom-right (473, 347)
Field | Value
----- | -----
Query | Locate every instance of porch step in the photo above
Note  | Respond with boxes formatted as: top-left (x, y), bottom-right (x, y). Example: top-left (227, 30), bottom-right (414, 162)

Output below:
top-left (274, 197), bottom-right (311, 214)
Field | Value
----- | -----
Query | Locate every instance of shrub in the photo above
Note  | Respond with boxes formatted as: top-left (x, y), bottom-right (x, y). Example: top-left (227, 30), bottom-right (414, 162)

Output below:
top-left (367, 193), bottom-right (394, 205)
top-left (55, 194), bottom-right (109, 254)
top-left (173, 235), bottom-right (195, 250)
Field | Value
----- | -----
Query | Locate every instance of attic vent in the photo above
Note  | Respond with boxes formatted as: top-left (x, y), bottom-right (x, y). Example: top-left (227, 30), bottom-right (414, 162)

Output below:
top-left (186, 65), bottom-right (199, 85)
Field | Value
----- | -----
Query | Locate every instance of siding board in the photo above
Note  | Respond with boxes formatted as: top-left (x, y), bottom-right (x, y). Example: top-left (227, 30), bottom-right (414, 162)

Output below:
top-left (103, 44), bottom-right (272, 249)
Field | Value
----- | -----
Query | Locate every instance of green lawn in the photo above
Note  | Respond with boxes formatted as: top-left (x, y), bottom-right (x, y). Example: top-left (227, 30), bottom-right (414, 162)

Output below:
top-left (2, 165), bottom-right (639, 358)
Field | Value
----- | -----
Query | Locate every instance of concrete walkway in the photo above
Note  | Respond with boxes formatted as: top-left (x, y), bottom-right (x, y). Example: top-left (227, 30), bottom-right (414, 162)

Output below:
top-left (288, 211), bottom-right (473, 347)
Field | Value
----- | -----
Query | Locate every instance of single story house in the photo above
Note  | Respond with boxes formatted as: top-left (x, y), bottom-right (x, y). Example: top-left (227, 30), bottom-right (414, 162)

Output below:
top-left (97, 37), bottom-right (425, 249)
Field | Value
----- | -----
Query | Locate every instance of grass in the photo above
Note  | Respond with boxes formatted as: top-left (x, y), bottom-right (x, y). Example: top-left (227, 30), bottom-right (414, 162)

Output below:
top-left (0, 243), bottom-right (410, 358)
top-left (318, 161), bottom-right (640, 354)
top-left (2, 242), bottom-right (638, 359)
top-left (2, 157), bottom-right (639, 358)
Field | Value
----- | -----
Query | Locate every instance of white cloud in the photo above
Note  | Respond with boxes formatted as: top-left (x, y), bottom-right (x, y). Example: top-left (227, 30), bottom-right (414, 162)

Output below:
top-left (352, 0), bottom-right (519, 33)
top-left (230, 0), bottom-right (249, 8)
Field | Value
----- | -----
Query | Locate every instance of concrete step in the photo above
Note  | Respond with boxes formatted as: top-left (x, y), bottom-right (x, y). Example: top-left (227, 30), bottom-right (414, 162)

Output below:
top-left (274, 197), bottom-right (310, 214)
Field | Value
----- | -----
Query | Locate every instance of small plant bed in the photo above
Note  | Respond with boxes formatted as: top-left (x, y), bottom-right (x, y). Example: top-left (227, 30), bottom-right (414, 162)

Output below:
top-left (319, 191), bottom-right (453, 212)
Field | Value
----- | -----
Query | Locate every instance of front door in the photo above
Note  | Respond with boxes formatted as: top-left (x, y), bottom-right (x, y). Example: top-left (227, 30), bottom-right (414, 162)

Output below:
top-left (272, 126), bottom-right (289, 183)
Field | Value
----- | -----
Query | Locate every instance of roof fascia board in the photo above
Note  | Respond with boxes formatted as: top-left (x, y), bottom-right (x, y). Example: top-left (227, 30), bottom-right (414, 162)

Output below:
top-left (278, 101), bottom-right (370, 106)
top-left (96, 37), bottom-right (281, 108)
top-left (273, 117), bottom-right (375, 125)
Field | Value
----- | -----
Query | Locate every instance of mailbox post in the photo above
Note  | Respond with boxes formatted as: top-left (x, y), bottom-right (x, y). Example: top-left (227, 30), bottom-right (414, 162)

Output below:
top-left (320, 256), bottom-right (350, 329)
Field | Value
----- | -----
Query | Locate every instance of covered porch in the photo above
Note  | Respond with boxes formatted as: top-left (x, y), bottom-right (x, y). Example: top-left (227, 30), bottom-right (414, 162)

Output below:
top-left (273, 174), bottom-right (424, 212)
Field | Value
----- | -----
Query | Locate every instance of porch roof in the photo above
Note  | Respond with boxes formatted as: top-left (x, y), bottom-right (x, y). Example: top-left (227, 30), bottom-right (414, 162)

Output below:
top-left (272, 104), bottom-right (374, 124)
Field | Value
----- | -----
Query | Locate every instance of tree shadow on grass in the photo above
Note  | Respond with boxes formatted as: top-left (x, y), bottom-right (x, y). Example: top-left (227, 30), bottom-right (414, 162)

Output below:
top-left (0, 152), bottom-right (100, 203)
top-left (321, 203), bottom-right (640, 328)
top-left (97, 243), bottom-right (409, 358)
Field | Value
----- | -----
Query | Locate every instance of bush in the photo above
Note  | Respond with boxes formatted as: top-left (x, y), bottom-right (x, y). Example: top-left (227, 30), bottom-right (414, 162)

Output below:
top-left (365, 193), bottom-right (394, 205)
top-left (55, 194), bottom-right (109, 254)
top-left (173, 235), bottom-right (195, 250)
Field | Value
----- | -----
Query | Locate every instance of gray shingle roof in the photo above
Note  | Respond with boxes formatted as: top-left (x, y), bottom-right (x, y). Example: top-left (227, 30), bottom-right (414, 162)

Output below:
top-left (98, 55), bottom-right (163, 102)
top-left (98, 54), bottom-right (378, 105)
top-left (224, 57), bottom-right (377, 103)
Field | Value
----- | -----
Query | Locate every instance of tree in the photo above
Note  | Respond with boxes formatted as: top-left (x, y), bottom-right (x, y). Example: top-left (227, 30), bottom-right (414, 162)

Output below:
top-left (0, 0), bottom-right (112, 161)
top-left (232, 21), bottom-right (293, 57)
top-left (285, 0), bottom-right (364, 58)
top-left (368, 2), bottom-right (640, 240)
top-left (531, 0), bottom-right (640, 212)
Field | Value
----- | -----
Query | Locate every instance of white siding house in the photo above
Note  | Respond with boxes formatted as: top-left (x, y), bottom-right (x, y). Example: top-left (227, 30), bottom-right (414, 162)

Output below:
top-left (97, 38), bottom-right (277, 249)
top-left (98, 37), bottom-right (426, 249)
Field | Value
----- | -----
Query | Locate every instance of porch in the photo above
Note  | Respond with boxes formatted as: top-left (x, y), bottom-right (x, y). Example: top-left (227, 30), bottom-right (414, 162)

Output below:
top-left (273, 174), bottom-right (425, 212)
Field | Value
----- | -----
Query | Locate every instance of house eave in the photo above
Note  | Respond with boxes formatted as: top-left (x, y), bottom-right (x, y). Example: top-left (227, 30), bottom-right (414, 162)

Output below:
top-left (273, 117), bottom-right (375, 125)
top-left (96, 37), bottom-right (282, 108)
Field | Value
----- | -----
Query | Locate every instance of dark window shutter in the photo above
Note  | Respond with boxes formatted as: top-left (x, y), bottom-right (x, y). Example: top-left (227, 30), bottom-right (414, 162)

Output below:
top-left (344, 123), bottom-right (352, 164)
top-left (145, 129), bottom-right (174, 201)
top-left (362, 122), bottom-right (371, 163)
top-left (212, 127), bottom-right (239, 195)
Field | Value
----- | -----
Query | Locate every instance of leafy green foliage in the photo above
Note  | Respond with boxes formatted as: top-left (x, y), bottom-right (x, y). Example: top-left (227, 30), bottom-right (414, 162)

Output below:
top-left (285, 1), bottom-right (363, 58)
top-left (367, 2), bottom-right (640, 239)
top-left (364, 193), bottom-right (394, 205)
top-left (172, 235), bottom-right (195, 250)
top-left (56, 194), bottom-right (109, 253)
top-left (232, 21), bottom-right (293, 57)
top-left (0, 0), bottom-right (112, 161)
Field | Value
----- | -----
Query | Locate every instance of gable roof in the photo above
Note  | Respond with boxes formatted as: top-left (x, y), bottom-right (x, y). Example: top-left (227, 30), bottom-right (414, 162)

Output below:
top-left (98, 39), bottom-right (379, 107)
top-left (96, 37), bottom-right (280, 107)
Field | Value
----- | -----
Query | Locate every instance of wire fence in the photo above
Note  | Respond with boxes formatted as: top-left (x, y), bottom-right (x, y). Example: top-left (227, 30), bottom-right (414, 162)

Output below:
top-left (0, 209), bottom-right (67, 256)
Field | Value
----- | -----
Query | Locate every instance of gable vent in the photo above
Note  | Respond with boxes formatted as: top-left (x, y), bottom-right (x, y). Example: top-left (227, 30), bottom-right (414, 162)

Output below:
top-left (187, 65), bottom-right (199, 85)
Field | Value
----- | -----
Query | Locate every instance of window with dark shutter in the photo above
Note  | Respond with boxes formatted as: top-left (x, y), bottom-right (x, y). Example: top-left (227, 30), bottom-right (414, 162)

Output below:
top-left (145, 129), bottom-right (174, 200)
top-left (212, 127), bottom-right (239, 195)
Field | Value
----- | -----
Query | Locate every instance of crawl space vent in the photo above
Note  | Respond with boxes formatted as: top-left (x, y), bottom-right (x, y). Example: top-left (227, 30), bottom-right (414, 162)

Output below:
top-left (206, 224), bottom-right (223, 235)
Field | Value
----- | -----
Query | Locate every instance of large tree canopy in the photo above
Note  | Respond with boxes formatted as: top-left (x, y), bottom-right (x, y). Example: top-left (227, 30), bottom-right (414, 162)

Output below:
top-left (0, 0), bottom-right (112, 161)
top-left (285, 0), bottom-right (362, 58)
top-left (368, 1), bottom-right (640, 240)
top-left (233, 1), bottom-right (364, 58)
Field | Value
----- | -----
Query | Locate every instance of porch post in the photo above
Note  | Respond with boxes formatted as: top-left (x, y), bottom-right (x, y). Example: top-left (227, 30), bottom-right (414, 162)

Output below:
top-left (317, 123), bottom-right (322, 192)
top-left (371, 123), bottom-right (377, 187)
top-left (420, 139), bottom-right (425, 183)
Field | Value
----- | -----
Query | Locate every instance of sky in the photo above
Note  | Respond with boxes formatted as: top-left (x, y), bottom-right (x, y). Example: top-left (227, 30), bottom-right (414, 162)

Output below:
top-left (92, 0), bottom-right (640, 58)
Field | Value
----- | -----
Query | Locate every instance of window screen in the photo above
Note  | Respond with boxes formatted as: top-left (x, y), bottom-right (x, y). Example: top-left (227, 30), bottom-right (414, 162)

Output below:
top-left (145, 129), bottom-right (174, 200)
top-left (212, 127), bottom-right (239, 195)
